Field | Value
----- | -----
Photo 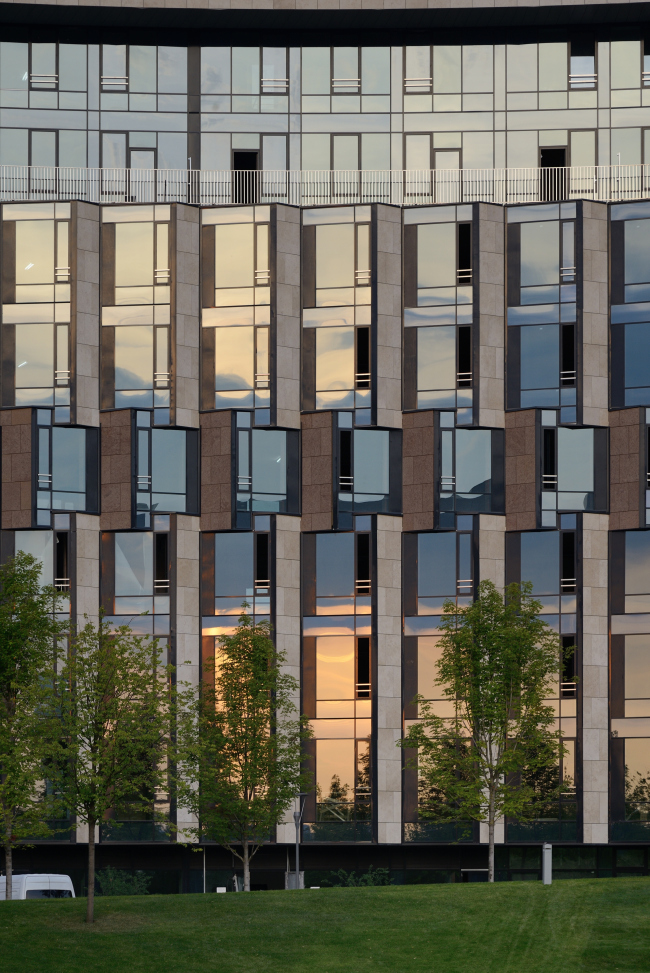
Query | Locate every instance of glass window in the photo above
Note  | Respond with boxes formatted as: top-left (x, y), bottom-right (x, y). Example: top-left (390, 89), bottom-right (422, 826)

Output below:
top-left (521, 531), bottom-right (559, 594)
top-left (417, 636), bottom-right (445, 699)
top-left (201, 48), bottom-right (230, 94)
top-left (624, 220), bottom-right (650, 302)
top-left (115, 532), bottom-right (153, 597)
top-left (507, 44), bottom-right (538, 91)
top-left (361, 48), bottom-right (390, 94)
top-left (232, 47), bottom-right (259, 95)
top-left (152, 429), bottom-right (186, 498)
top-left (538, 43), bottom-right (567, 91)
top-left (625, 324), bottom-right (650, 397)
top-left (115, 222), bottom-right (154, 292)
top-left (625, 532), bottom-right (650, 595)
top-left (15, 530), bottom-right (54, 587)
top-left (15, 323), bottom-right (54, 392)
top-left (129, 46), bottom-right (156, 92)
top-left (215, 326), bottom-right (254, 393)
top-left (417, 223), bottom-right (456, 289)
top-left (316, 533), bottom-right (355, 599)
top-left (115, 326), bottom-right (153, 392)
top-left (624, 739), bottom-right (650, 810)
top-left (158, 47), bottom-right (187, 93)
top-left (625, 635), bottom-right (650, 701)
top-left (456, 429), bottom-right (491, 494)
top-left (15, 220), bottom-right (55, 288)
top-left (214, 532), bottom-right (254, 598)
top-left (521, 325), bottom-right (559, 392)
top-left (317, 636), bottom-right (355, 699)
top-left (353, 429), bottom-right (389, 496)
top-left (1, 42), bottom-right (28, 91)
top-left (557, 428), bottom-right (594, 493)
top-left (462, 46), bottom-right (493, 93)
top-left (418, 532), bottom-right (456, 598)
top-left (316, 224), bottom-right (355, 295)
top-left (252, 429), bottom-right (286, 497)
top-left (214, 223), bottom-right (255, 291)
top-left (51, 427), bottom-right (85, 510)
top-left (417, 326), bottom-right (456, 400)
top-left (520, 221), bottom-right (559, 299)
top-left (610, 41), bottom-right (640, 90)
top-left (405, 46), bottom-right (431, 91)
top-left (302, 47), bottom-right (330, 94)
top-left (434, 46), bottom-right (461, 93)
top-left (315, 327), bottom-right (355, 409)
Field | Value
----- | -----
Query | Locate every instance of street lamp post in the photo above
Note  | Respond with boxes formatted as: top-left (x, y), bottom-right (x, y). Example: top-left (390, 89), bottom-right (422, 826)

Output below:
top-left (293, 793), bottom-right (307, 890)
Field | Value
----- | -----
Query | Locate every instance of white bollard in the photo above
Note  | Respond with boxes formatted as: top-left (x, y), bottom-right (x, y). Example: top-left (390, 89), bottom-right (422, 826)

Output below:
top-left (542, 843), bottom-right (552, 885)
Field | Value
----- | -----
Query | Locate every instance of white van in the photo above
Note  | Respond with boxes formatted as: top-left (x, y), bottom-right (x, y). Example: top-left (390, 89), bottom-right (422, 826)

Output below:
top-left (0, 874), bottom-right (75, 900)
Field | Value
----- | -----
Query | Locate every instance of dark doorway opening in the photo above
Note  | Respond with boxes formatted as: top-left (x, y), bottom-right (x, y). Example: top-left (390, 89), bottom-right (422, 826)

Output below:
top-left (232, 151), bottom-right (259, 204)
top-left (540, 147), bottom-right (567, 201)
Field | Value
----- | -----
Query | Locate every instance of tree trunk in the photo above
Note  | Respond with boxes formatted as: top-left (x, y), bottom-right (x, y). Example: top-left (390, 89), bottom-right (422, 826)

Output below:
top-left (488, 789), bottom-right (495, 883)
top-left (86, 819), bottom-right (95, 923)
top-left (243, 840), bottom-right (250, 892)
top-left (4, 837), bottom-right (12, 901)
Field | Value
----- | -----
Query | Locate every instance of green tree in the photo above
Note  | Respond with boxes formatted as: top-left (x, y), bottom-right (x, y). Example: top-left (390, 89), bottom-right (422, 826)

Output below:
top-left (0, 553), bottom-right (64, 900)
top-left (175, 609), bottom-right (312, 892)
top-left (96, 867), bottom-right (151, 896)
top-left (400, 581), bottom-right (567, 882)
top-left (50, 616), bottom-right (174, 923)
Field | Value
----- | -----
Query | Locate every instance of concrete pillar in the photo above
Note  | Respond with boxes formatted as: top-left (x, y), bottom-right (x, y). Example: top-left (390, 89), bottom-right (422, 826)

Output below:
top-left (376, 514), bottom-right (402, 844)
top-left (581, 201), bottom-right (609, 428)
top-left (73, 202), bottom-right (100, 428)
top-left (375, 205), bottom-right (402, 429)
top-left (173, 205), bottom-right (200, 428)
top-left (275, 205), bottom-right (301, 429)
top-left (582, 513), bottom-right (609, 843)
top-left (477, 203), bottom-right (505, 429)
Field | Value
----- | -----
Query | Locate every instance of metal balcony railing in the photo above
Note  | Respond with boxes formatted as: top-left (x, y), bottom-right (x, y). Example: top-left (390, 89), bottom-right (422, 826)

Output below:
top-left (5, 164), bottom-right (650, 206)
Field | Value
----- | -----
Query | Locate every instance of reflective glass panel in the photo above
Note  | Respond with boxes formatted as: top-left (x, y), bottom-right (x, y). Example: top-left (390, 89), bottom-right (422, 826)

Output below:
top-left (626, 531), bottom-right (650, 594)
top-left (15, 323), bottom-right (53, 388)
top-left (252, 430), bottom-right (287, 494)
top-left (214, 224), bottom-right (254, 289)
top-left (115, 326), bottom-right (153, 390)
top-left (625, 635), bottom-right (650, 699)
top-left (15, 221), bottom-right (54, 285)
top-left (151, 429), bottom-right (186, 495)
top-left (315, 326), bottom-right (354, 393)
top-left (520, 325), bottom-right (559, 390)
top-left (316, 224), bottom-right (355, 290)
top-left (625, 324), bottom-right (650, 389)
top-left (418, 532), bottom-right (456, 597)
top-left (14, 530), bottom-right (54, 587)
top-left (417, 223), bottom-right (455, 289)
top-left (316, 636), bottom-right (355, 699)
top-left (316, 533), bottom-right (355, 598)
top-left (417, 326), bottom-right (456, 391)
top-left (214, 532), bottom-right (254, 597)
top-left (624, 220), bottom-right (650, 285)
top-left (520, 221), bottom-right (560, 287)
top-left (353, 430), bottom-right (389, 495)
top-left (557, 428), bottom-right (594, 493)
top-left (418, 635), bottom-right (445, 698)
top-left (456, 429), bottom-right (491, 494)
top-left (520, 531), bottom-right (559, 594)
top-left (51, 427), bottom-right (85, 493)
top-left (115, 532), bottom-right (153, 596)
top-left (317, 739), bottom-right (355, 802)
top-left (115, 222), bottom-right (154, 287)
top-left (214, 326), bottom-right (254, 391)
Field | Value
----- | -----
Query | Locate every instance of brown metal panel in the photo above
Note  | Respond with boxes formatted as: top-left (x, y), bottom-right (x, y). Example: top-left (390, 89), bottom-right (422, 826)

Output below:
top-left (201, 531), bottom-right (215, 617)
top-left (300, 411), bottom-right (333, 532)
top-left (201, 224), bottom-right (215, 309)
top-left (402, 410), bottom-right (434, 532)
top-left (201, 325), bottom-right (215, 412)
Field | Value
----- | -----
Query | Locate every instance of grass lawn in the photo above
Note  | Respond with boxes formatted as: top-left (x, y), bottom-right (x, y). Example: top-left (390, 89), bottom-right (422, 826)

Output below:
top-left (1, 878), bottom-right (649, 973)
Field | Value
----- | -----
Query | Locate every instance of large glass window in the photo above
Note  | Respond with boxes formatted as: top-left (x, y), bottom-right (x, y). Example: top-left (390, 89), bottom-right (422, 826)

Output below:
top-left (540, 416), bottom-right (606, 522)
top-left (202, 209), bottom-right (270, 422)
top-left (235, 414), bottom-right (299, 525)
top-left (2, 202), bottom-right (71, 415)
top-left (507, 204), bottom-right (577, 416)
top-left (337, 425), bottom-right (401, 521)
top-left (437, 423), bottom-right (503, 527)
top-left (313, 531), bottom-right (371, 616)
top-left (134, 413), bottom-right (199, 526)
top-left (403, 208), bottom-right (473, 419)
top-left (34, 409), bottom-right (98, 526)
top-left (101, 206), bottom-right (171, 420)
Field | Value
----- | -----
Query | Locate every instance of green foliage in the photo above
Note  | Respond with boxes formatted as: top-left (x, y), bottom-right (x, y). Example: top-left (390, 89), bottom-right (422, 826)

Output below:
top-left (0, 554), bottom-right (66, 889)
top-left (400, 581), bottom-right (565, 878)
top-left (48, 615), bottom-right (175, 920)
top-left (96, 867), bottom-right (151, 897)
top-left (175, 608), bottom-right (312, 889)
top-left (320, 866), bottom-right (392, 887)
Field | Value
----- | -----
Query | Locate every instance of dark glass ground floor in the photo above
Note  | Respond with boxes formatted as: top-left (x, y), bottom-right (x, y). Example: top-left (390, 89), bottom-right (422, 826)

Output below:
top-left (7, 843), bottom-right (650, 896)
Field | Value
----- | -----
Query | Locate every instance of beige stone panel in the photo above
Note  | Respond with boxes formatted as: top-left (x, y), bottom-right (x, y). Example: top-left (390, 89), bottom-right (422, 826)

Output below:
top-left (478, 514), bottom-right (506, 588)
top-left (75, 513), bottom-right (100, 625)
top-left (174, 206), bottom-right (200, 428)
top-left (74, 203), bottom-right (100, 427)
top-left (376, 515), bottom-right (402, 843)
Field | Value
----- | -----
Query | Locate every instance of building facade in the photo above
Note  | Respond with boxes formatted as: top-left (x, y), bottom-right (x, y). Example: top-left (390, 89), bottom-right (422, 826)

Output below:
top-left (4, 14), bottom-right (650, 889)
